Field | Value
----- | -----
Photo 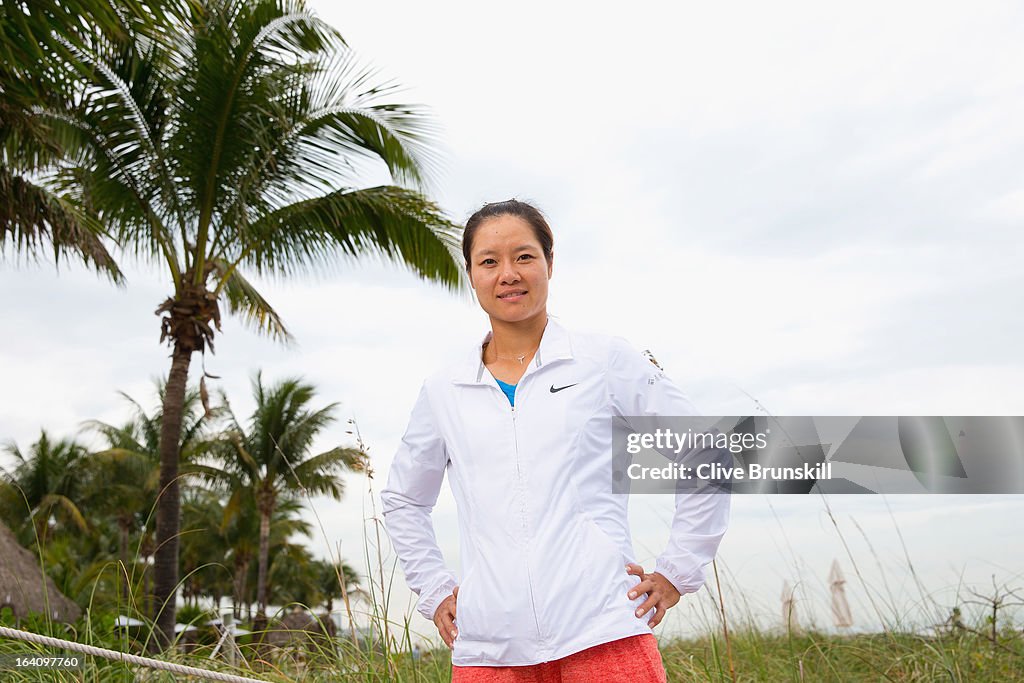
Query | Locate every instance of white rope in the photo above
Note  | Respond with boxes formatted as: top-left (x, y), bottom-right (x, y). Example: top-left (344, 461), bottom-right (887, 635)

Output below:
top-left (0, 625), bottom-right (268, 682)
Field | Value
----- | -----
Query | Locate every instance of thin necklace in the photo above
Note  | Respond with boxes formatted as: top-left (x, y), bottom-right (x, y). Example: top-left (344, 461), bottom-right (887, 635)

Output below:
top-left (485, 342), bottom-right (538, 365)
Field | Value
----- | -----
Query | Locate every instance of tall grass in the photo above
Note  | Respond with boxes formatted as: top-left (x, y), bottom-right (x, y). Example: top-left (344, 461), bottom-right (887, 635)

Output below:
top-left (2, 450), bottom-right (1023, 681)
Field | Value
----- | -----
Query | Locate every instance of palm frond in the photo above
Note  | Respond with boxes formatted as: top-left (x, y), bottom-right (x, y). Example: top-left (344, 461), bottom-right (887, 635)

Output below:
top-left (217, 47), bottom-right (442, 227)
top-left (299, 47), bottom-right (443, 189)
top-left (290, 446), bottom-right (363, 498)
top-left (0, 165), bottom-right (123, 280)
top-left (34, 492), bottom-right (87, 534)
top-left (57, 34), bottom-right (186, 227)
top-left (273, 403), bottom-right (336, 460)
top-left (209, 258), bottom-right (293, 343)
top-left (233, 184), bottom-right (463, 289)
top-left (172, 1), bottom-right (337, 230)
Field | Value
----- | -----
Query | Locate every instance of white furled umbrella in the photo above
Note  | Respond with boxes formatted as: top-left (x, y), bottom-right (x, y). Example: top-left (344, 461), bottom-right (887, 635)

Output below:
top-left (207, 618), bottom-right (250, 636)
top-left (829, 559), bottom-right (854, 629)
top-left (781, 580), bottom-right (800, 632)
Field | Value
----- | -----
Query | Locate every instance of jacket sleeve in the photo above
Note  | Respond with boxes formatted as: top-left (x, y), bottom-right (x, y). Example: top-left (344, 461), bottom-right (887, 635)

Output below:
top-left (608, 338), bottom-right (731, 596)
top-left (380, 383), bottom-right (459, 621)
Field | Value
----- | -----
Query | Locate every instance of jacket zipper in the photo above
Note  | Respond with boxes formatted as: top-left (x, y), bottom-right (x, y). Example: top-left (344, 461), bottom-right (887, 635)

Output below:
top-left (509, 397), bottom-right (545, 648)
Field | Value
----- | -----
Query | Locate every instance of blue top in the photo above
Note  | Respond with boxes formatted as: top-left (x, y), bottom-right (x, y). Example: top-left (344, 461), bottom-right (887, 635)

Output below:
top-left (495, 378), bottom-right (517, 406)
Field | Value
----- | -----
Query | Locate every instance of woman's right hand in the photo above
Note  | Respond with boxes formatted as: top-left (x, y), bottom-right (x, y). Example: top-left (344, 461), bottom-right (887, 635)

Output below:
top-left (433, 585), bottom-right (459, 648)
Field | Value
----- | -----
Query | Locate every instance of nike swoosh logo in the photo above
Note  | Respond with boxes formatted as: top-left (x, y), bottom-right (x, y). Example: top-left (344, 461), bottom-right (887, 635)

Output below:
top-left (550, 383), bottom-right (579, 393)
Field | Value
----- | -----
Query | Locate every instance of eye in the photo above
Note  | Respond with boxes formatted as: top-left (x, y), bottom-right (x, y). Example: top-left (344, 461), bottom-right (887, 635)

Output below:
top-left (517, 254), bottom-right (534, 261)
top-left (480, 258), bottom-right (497, 266)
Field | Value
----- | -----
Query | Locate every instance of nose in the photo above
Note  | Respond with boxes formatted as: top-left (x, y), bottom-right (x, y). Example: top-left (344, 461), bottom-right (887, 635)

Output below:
top-left (499, 261), bottom-right (520, 285)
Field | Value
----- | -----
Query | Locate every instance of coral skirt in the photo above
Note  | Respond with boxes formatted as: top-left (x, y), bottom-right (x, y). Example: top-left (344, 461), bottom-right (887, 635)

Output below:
top-left (450, 634), bottom-right (667, 683)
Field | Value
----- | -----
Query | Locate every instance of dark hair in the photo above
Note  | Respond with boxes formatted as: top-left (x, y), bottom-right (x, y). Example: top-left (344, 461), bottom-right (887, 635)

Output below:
top-left (462, 199), bottom-right (554, 271)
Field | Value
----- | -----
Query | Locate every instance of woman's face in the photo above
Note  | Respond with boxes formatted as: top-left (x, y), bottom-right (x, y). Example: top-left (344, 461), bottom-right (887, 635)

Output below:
top-left (468, 214), bottom-right (553, 325)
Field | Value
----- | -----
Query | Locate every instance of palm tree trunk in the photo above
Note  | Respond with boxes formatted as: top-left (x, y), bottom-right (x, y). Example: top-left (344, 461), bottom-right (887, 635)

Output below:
top-left (141, 535), bottom-right (154, 619)
top-left (144, 555), bottom-right (152, 618)
top-left (254, 504), bottom-right (272, 631)
top-left (233, 556), bottom-right (249, 620)
top-left (119, 518), bottom-right (130, 604)
top-left (152, 343), bottom-right (193, 648)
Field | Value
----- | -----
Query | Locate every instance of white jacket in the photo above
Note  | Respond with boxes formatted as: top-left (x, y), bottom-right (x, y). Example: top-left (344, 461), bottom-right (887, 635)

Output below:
top-left (381, 318), bottom-right (730, 666)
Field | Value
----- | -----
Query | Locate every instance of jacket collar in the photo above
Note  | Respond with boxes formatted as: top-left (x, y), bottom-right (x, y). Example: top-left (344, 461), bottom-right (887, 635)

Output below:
top-left (453, 317), bottom-right (574, 386)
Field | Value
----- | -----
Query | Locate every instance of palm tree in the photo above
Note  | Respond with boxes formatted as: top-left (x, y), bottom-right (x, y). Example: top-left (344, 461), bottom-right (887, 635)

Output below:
top-left (80, 446), bottom-right (155, 604)
top-left (307, 557), bottom-right (359, 615)
top-left (250, 498), bottom-right (315, 617)
top-left (180, 485), bottom-right (257, 620)
top-left (222, 491), bottom-right (261, 622)
top-left (269, 543), bottom-right (341, 610)
top-left (17, 0), bottom-right (463, 646)
top-left (192, 372), bottom-right (363, 631)
top-left (37, 529), bottom-right (117, 610)
top-left (0, 431), bottom-right (89, 545)
top-left (83, 382), bottom-right (216, 607)
top-left (180, 487), bottom-right (233, 610)
top-left (181, 485), bottom-right (310, 619)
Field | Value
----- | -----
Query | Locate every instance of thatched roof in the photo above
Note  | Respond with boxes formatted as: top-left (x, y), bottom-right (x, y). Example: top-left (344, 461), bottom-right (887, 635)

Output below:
top-left (265, 607), bottom-right (335, 648)
top-left (0, 520), bottom-right (81, 622)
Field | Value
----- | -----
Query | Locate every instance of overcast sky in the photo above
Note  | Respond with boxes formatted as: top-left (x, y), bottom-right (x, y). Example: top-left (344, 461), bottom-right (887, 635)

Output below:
top-left (2, 0), bottom-right (1023, 644)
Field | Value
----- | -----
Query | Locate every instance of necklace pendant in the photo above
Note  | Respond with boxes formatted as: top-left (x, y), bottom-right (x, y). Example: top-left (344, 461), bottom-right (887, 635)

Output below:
top-left (516, 354), bottom-right (525, 364)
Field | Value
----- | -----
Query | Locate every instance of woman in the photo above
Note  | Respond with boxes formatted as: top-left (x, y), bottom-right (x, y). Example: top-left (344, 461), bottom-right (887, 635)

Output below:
top-left (381, 200), bottom-right (730, 682)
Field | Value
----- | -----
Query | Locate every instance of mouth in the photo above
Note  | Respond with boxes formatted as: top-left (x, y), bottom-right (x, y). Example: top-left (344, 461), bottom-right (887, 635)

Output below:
top-left (497, 290), bottom-right (527, 301)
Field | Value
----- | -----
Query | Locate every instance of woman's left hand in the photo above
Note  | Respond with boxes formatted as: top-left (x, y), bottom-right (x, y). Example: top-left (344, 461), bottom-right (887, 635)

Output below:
top-left (625, 563), bottom-right (680, 628)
